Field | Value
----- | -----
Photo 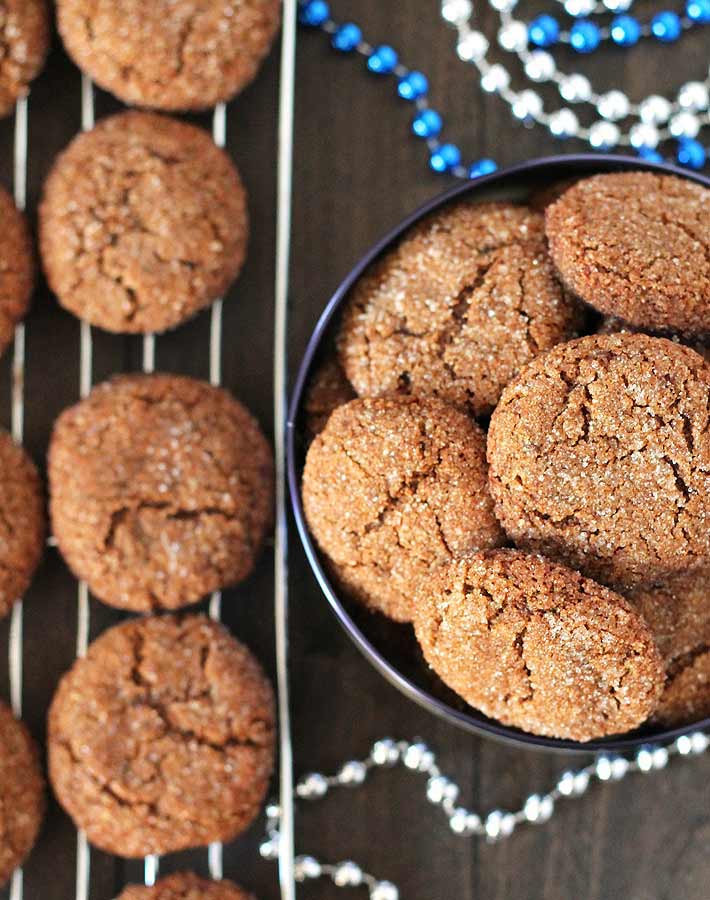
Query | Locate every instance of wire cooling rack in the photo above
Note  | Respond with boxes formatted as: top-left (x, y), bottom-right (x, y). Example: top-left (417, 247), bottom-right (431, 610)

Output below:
top-left (3, 1), bottom-right (298, 895)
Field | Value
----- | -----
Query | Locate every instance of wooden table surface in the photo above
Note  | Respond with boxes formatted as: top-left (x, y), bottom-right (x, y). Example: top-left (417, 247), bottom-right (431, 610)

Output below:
top-left (0, 2), bottom-right (709, 899)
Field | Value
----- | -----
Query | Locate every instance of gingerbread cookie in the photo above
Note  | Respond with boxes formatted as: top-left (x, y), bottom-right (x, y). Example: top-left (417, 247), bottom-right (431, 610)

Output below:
top-left (0, 184), bottom-right (33, 358)
top-left (0, 0), bottom-right (49, 118)
top-left (117, 872), bottom-right (254, 899)
top-left (304, 356), bottom-right (356, 439)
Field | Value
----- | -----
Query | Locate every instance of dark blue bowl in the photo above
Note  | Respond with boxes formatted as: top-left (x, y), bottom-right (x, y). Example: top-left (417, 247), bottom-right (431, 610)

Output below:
top-left (287, 154), bottom-right (710, 753)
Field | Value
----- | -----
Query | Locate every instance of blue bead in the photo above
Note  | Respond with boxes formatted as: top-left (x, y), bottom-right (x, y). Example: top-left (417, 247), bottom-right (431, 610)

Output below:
top-left (430, 144), bottom-right (461, 173)
top-left (398, 71), bottom-right (428, 100)
top-left (298, 0), bottom-right (330, 26)
top-left (469, 159), bottom-right (498, 178)
top-left (412, 108), bottom-right (443, 138)
top-left (528, 15), bottom-right (560, 47)
top-left (367, 45), bottom-right (399, 74)
top-left (569, 19), bottom-right (601, 52)
top-left (686, 0), bottom-right (710, 22)
top-left (651, 11), bottom-right (682, 40)
top-left (677, 138), bottom-right (707, 169)
top-left (610, 15), bottom-right (641, 45)
top-left (638, 147), bottom-right (664, 163)
top-left (332, 22), bottom-right (362, 52)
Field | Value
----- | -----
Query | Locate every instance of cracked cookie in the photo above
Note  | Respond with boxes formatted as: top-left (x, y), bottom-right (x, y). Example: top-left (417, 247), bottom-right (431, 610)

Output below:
top-left (0, 0), bottom-right (49, 118)
top-left (0, 429), bottom-right (44, 619)
top-left (56, 0), bottom-right (280, 111)
top-left (0, 701), bottom-right (44, 886)
top-left (117, 872), bottom-right (254, 900)
top-left (545, 172), bottom-right (710, 334)
top-left (304, 356), bottom-right (356, 439)
top-left (0, 183), bottom-right (33, 358)
top-left (488, 333), bottom-right (710, 590)
top-left (48, 614), bottom-right (275, 858)
top-left (302, 396), bottom-right (504, 622)
top-left (629, 572), bottom-right (710, 727)
top-left (39, 111), bottom-right (248, 334)
top-left (337, 201), bottom-right (580, 418)
top-left (48, 373), bottom-right (273, 611)
top-left (413, 549), bottom-right (665, 741)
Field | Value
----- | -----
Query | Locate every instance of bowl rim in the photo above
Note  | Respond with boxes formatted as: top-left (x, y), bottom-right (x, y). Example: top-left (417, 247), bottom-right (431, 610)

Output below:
top-left (287, 152), bottom-right (710, 753)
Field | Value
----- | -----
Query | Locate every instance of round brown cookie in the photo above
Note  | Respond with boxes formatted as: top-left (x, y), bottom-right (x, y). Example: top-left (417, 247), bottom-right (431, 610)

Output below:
top-left (302, 396), bottom-right (504, 622)
top-left (629, 573), bottom-right (710, 726)
top-left (545, 172), bottom-right (710, 334)
top-left (0, 701), bottom-right (44, 886)
top-left (338, 202), bottom-right (580, 418)
top-left (48, 614), bottom-right (275, 858)
top-left (56, 0), bottom-right (280, 112)
top-left (0, 429), bottom-right (44, 619)
top-left (304, 356), bottom-right (356, 439)
top-left (0, 183), bottom-right (33, 358)
top-left (39, 111), bottom-right (248, 334)
top-left (488, 333), bottom-right (710, 589)
top-left (413, 549), bottom-right (665, 741)
top-left (117, 872), bottom-right (254, 900)
top-left (0, 1), bottom-right (49, 118)
top-left (49, 373), bottom-right (273, 612)
top-left (598, 315), bottom-right (710, 363)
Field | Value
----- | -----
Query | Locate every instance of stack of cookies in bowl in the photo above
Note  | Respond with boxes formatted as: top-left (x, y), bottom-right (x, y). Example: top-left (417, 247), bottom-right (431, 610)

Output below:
top-left (300, 170), bottom-right (710, 744)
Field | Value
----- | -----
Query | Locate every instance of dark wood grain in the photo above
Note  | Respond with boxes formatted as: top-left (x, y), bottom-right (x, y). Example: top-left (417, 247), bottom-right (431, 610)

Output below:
top-left (0, 2), bottom-right (708, 899)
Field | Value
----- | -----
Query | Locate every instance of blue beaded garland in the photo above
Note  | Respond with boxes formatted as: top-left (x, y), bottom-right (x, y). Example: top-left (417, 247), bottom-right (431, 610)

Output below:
top-left (677, 138), bottom-right (707, 169)
top-left (398, 71), bottom-right (429, 100)
top-left (332, 22), bottom-right (362, 52)
top-left (637, 147), bottom-right (664, 163)
top-left (368, 45), bottom-right (399, 74)
top-left (298, 0), bottom-right (330, 26)
top-left (528, 15), bottom-right (560, 47)
top-left (686, 0), bottom-right (710, 21)
top-left (651, 11), bottom-right (683, 40)
top-left (610, 15), bottom-right (641, 45)
top-left (469, 158), bottom-right (498, 178)
top-left (569, 19), bottom-right (601, 52)
top-left (430, 143), bottom-right (461, 172)
top-left (412, 108), bottom-right (443, 138)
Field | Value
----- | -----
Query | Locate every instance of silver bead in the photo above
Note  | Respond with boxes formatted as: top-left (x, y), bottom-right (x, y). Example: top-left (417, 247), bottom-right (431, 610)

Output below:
top-left (403, 742), bottom-right (434, 771)
top-left (603, 0), bottom-right (632, 9)
top-left (371, 739), bottom-right (400, 767)
top-left (481, 63), bottom-right (510, 93)
top-left (549, 109), bottom-right (579, 138)
top-left (523, 793), bottom-right (554, 823)
top-left (690, 732), bottom-right (709, 753)
top-left (595, 755), bottom-right (613, 781)
top-left (457, 30), bottom-right (489, 61)
top-left (512, 90), bottom-right (543, 121)
top-left (338, 760), bottom-right (367, 786)
top-left (524, 51), bottom-right (556, 83)
top-left (449, 807), bottom-right (480, 835)
top-left (639, 95), bottom-right (672, 125)
top-left (652, 747), bottom-right (669, 770)
top-left (485, 810), bottom-right (515, 840)
top-left (497, 20), bottom-right (529, 52)
top-left (610, 756), bottom-right (629, 780)
top-left (559, 74), bottom-right (592, 104)
top-left (259, 837), bottom-right (279, 860)
top-left (296, 772), bottom-right (329, 799)
top-left (490, 0), bottom-right (518, 9)
top-left (265, 801), bottom-right (281, 821)
top-left (588, 121), bottom-right (620, 149)
top-left (427, 775), bottom-right (459, 805)
top-left (371, 881), bottom-right (399, 900)
top-left (676, 734), bottom-right (693, 755)
top-left (636, 748), bottom-right (654, 773)
top-left (294, 856), bottom-right (322, 881)
top-left (669, 111), bottom-right (701, 139)
top-left (557, 770), bottom-right (589, 796)
top-left (629, 122), bottom-right (660, 149)
top-left (597, 90), bottom-right (630, 122)
top-left (441, 0), bottom-right (473, 23)
top-left (333, 862), bottom-right (362, 887)
top-left (564, 0), bottom-right (596, 14)
top-left (678, 81), bottom-right (710, 112)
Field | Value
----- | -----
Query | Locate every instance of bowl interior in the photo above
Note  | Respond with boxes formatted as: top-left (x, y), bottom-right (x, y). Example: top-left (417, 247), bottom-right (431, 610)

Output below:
top-left (287, 154), bottom-right (710, 753)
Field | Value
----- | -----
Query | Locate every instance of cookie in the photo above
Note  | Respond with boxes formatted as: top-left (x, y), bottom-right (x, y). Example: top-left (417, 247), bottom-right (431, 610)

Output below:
top-left (56, 0), bottom-right (280, 111)
top-left (629, 573), bottom-right (710, 726)
top-left (304, 356), bottom-right (356, 439)
top-left (0, 183), bottom-right (33, 358)
top-left (545, 172), bottom-right (710, 334)
top-left (117, 873), bottom-right (254, 900)
top-left (0, 429), bottom-right (44, 619)
top-left (302, 396), bottom-right (504, 622)
top-left (598, 315), bottom-right (710, 363)
top-left (48, 614), bottom-right (275, 857)
top-left (0, 701), bottom-right (44, 886)
top-left (0, 0), bottom-right (49, 118)
top-left (49, 373), bottom-right (273, 611)
top-left (413, 549), bottom-right (665, 741)
top-left (39, 111), bottom-right (248, 334)
top-left (338, 202), bottom-right (579, 418)
top-left (488, 333), bottom-right (710, 590)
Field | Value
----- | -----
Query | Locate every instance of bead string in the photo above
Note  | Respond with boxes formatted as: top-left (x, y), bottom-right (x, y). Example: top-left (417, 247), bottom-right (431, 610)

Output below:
top-left (260, 733), bottom-right (709, 896)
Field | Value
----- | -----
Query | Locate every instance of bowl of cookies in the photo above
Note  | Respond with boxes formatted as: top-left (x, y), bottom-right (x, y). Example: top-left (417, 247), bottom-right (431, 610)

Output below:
top-left (287, 155), bottom-right (710, 751)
